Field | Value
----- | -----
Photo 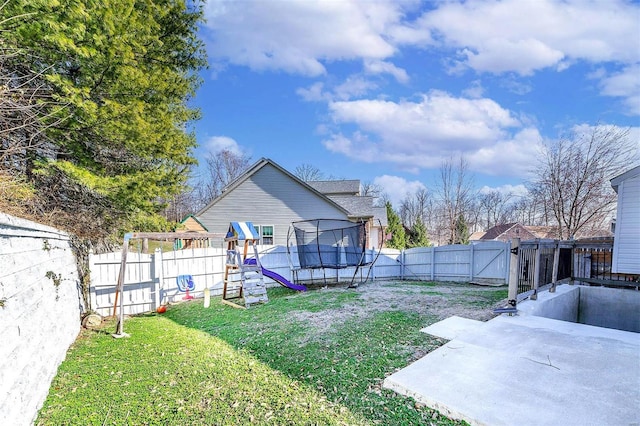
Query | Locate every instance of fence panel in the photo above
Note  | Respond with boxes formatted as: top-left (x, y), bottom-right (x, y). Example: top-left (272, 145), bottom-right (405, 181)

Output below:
top-left (433, 245), bottom-right (472, 281)
top-left (369, 249), bottom-right (402, 279)
top-left (471, 241), bottom-right (510, 284)
top-left (158, 247), bottom-right (226, 304)
top-left (89, 251), bottom-right (155, 316)
top-left (89, 242), bottom-right (510, 315)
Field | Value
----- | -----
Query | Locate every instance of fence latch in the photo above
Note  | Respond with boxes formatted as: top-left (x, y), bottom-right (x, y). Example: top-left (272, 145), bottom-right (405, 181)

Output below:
top-left (510, 247), bottom-right (519, 255)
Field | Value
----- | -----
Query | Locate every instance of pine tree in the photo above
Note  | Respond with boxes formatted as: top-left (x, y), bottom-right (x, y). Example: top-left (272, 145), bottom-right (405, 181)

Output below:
top-left (454, 214), bottom-right (470, 245)
top-left (385, 201), bottom-right (407, 249)
top-left (1, 0), bottom-right (207, 237)
top-left (409, 219), bottom-right (430, 248)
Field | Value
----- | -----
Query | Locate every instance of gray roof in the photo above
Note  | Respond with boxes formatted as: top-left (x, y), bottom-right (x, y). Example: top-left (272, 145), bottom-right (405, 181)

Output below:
top-left (371, 206), bottom-right (388, 227)
top-left (327, 195), bottom-right (374, 218)
top-left (307, 180), bottom-right (360, 195)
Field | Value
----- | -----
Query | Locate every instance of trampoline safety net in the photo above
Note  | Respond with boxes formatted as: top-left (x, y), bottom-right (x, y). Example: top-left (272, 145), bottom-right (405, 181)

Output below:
top-left (291, 219), bottom-right (367, 269)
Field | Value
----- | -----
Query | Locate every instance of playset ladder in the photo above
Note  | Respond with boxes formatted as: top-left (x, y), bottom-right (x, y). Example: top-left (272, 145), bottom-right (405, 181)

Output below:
top-left (222, 223), bottom-right (268, 308)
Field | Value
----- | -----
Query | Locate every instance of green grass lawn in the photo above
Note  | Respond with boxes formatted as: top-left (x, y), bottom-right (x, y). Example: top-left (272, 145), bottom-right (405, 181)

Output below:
top-left (37, 281), bottom-right (507, 425)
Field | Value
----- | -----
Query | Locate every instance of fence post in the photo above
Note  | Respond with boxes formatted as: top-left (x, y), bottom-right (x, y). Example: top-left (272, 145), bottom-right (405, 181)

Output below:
top-left (505, 242), bottom-right (511, 284)
top-left (507, 238), bottom-right (519, 308)
top-left (550, 240), bottom-right (560, 293)
top-left (154, 248), bottom-right (164, 306)
top-left (430, 247), bottom-right (435, 281)
top-left (531, 240), bottom-right (541, 300)
top-left (87, 249), bottom-right (95, 312)
top-left (400, 250), bottom-right (405, 280)
top-left (469, 243), bottom-right (475, 281)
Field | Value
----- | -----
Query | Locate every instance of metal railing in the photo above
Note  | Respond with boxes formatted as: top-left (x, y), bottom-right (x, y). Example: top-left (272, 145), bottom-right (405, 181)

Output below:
top-left (504, 237), bottom-right (639, 311)
top-left (572, 238), bottom-right (639, 288)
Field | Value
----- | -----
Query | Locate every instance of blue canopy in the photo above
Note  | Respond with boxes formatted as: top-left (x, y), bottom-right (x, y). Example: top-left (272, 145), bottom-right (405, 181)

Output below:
top-left (227, 221), bottom-right (260, 240)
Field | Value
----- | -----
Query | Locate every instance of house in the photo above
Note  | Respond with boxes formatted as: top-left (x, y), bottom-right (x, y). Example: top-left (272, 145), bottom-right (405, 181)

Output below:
top-left (469, 231), bottom-right (486, 243)
top-left (478, 223), bottom-right (562, 242)
top-left (479, 223), bottom-right (539, 242)
top-left (195, 158), bottom-right (386, 249)
top-left (307, 180), bottom-right (387, 249)
top-left (610, 165), bottom-right (640, 274)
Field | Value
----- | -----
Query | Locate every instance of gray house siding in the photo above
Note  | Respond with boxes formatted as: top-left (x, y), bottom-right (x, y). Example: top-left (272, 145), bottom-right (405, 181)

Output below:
top-left (198, 163), bottom-right (349, 246)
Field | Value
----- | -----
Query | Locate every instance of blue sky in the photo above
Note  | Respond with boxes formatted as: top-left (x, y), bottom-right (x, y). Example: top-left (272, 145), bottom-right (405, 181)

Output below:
top-left (190, 0), bottom-right (640, 206)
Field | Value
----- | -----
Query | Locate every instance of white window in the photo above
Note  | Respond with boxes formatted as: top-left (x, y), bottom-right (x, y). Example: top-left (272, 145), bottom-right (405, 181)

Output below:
top-left (253, 225), bottom-right (274, 245)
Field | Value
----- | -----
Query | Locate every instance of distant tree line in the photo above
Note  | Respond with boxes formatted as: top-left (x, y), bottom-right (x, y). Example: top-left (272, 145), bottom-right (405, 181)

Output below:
top-left (384, 126), bottom-right (637, 248)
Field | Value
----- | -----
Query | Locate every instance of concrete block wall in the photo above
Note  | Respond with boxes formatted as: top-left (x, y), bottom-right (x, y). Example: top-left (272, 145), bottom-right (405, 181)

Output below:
top-left (0, 212), bottom-right (82, 426)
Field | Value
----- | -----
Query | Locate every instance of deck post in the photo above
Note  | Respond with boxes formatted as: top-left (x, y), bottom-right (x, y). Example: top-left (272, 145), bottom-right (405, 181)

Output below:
top-left (550, 240), bottom-right (560, 293)
top-left (507, 238), bottom-right (519, 308)
top-left (531, 240), bottom-right (541, 300)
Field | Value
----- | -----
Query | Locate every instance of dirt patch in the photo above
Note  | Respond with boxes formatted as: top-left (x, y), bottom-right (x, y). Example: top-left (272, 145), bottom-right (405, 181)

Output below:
top-left (288, 280), bottom-right (507, 338)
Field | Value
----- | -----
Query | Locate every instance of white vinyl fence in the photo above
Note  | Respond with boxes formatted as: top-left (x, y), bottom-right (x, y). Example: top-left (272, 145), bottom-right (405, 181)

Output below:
top-left (89, 241), bottom-right (510, 316)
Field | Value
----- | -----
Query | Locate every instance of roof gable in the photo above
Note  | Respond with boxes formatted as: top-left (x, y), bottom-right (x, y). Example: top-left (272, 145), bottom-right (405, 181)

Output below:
top-left (611, 165), bottom-right (640, 193)
top-left (178, 214), bottom-right (209, 232)
top-left (480, 223), bottom-right (517, 240)
top-left (196, 158), bottom-right (351, 216)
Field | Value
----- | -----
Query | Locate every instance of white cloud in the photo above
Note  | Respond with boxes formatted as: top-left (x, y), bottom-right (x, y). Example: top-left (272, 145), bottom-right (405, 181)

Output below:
top-left (203, 0), bottom-right (406, 76)
top-left (323, 91), bottom-right (522, 169)
top-left (204, 136), bottom-right (243, 155)
top-left (599, 65), bottom-right (640, 116)
top-left (461, 38), bottom-right (564, 76)
top-left (373, 175), bottom-right (426, 207)
top-left (334, 77), bottom-right (379, 101)
top-left (297, 77), bottom-right (379, 103)
top-left (467, 127), bottom-right (544, 177)
top-left (418, 0), bottom-right (640, 75)
top-left (321, 91), bottom-right (548, 177)
top-left (480, 184), bottom-right (529, 198)
top-left (463, 80), bottom-right (484, 98)
top-left (363, 59), bottom-right (410, 83)
top-left (296, 82), bottom-right (330, 102)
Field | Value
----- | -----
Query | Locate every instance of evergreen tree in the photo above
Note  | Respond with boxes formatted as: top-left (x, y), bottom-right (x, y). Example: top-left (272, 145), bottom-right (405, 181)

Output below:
top-left (0, 0), bottom-right (207, 237)
top-left (453, 214), bottom-right (470, 245)
top-left (409, 219), bottom-right (430, 248)
top-left (385, 201), bottom-right (407, 249)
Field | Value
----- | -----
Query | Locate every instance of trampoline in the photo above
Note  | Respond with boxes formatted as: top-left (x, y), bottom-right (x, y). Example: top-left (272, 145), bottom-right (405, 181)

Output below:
top-left (289, 219), bottom-right (368, 269)
top-left (287, 219), bottom-right (379, 287)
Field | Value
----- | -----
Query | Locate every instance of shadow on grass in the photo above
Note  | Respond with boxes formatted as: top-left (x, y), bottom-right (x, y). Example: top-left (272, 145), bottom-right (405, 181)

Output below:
top-left (162, 283), bottom-right (465, 426)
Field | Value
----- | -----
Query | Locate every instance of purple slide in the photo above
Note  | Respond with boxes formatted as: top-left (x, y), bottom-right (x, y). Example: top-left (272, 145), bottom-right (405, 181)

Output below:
top-left (244, 259), bottom-right (307, 291)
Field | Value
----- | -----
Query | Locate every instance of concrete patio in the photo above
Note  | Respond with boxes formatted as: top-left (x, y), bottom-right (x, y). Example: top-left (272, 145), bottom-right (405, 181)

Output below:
top-left (383, 307), bottom-right (640, 425)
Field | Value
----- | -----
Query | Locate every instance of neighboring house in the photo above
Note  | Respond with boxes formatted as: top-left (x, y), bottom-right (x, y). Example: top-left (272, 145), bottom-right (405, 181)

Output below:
top-left (195, 158), bottom-right (386, 249)
top-left (610, 165), bottom-right (640, 274)
top-left (479, 223), bottom-right (539, 242)
top-left (307, 180), bottom-right (387, 249)
top-left (523, 225), bottom-right (562, 240)
top-left (469, 231), bottom-right (486, 243)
